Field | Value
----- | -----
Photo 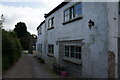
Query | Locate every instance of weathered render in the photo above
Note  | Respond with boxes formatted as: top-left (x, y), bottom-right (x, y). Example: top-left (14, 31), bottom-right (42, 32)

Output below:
top-left (36, 1), bottom-right (119, 78)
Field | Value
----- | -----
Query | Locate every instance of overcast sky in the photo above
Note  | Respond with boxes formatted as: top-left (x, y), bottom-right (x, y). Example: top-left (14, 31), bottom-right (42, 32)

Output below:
top-left (0, 0), bottom-right (64, 35)
top-left (0, 0), bottom-right (118, 35)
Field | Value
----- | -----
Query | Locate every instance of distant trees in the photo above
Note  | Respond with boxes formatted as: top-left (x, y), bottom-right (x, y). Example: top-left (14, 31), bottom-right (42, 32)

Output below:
top-left (0, 14), bottom-right (5, 29)
top-left (14, 22), bottom-right (28, 38)
top-left (14, 22), bottom-right (32, 50)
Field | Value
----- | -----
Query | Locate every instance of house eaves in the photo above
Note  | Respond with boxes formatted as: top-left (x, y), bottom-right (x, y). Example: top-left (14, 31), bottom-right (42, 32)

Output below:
top-left (44, 2), bottom-right (68, 18)
top-left (37, 20), bottom-right (45, 30)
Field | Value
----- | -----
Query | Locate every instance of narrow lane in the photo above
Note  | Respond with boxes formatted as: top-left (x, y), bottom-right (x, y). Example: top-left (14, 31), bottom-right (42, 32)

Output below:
top-left (3, 52), bottom-right (60, 78)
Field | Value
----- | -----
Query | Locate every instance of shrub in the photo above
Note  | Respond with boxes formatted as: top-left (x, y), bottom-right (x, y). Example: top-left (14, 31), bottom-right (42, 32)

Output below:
top-left (2, 30), bottom-right (22, 72)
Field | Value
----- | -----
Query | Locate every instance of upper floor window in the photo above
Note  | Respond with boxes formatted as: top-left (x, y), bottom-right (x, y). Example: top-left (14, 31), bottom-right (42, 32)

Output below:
top-left (38, 27), bottom-right (42, 35)
top-left (64, 9), bottom-right (70, 22)
top-left (48, 17), bottom-right (54, 29)
top-left (63, 2), bottom-right (82, 23)
top-left (75, 3), bottom-right (82, 17)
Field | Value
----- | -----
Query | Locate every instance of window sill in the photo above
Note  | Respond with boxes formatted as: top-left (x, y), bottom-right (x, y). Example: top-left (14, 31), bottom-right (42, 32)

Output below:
top-left (62, 16), bottom-right (83, 25)
top-left (47, 54), bottom-right (54, 58)
top-left (63, 59), bottom-right (82, 66)
top-left (47, 27), bottom-right (54, 30)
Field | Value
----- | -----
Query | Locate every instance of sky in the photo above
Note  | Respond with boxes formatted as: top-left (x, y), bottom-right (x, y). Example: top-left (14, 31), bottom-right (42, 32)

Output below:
top-left (0, 0), bottom-right (118, 35)
top-left (0, 0), bottom-right (64, 35)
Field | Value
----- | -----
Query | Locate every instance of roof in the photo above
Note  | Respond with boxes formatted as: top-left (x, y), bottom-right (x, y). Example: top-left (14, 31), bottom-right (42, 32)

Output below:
top-left (44, 2), bottom-right (68, 18)
top-left (37, 20), bottom-right (45, 30)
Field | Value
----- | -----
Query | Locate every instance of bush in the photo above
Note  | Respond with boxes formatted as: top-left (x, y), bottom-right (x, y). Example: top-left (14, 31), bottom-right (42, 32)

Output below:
top-left (2, 30), bottom-right (22, 72)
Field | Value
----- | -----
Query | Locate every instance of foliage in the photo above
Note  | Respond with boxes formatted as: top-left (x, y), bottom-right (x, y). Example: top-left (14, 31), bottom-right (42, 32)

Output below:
top-left (14, 22), bottom-right (31, 50)
top-left (2, 30), bottom-right (22, 72)
top-left (0, 14), bottom-right (5, 29)
top-left (14, 22), bottom-right (27, 38)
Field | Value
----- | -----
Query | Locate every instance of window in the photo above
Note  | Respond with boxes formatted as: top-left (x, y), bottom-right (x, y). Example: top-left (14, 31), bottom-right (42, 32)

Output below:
top-left (64, 2), bottom-right (82, 22)
top-left (48, 45), bottom-right (54, 54)
top-left (38, 27), bottom-right (42, 35)
top-left (38, 30), bottom-right (39, 35)
top-left (64, 9), bottom-right (70, 22)
top-left (65, 45), bottom-right (81, 59)
top-left (39, 27), bottom-right (42, 34)
top-left (70, 7), bottom-right (74, 19)
top-left (75, 3), bottom-right (82, 17)
top-left (37, 44), bottom-right (42, 53)
top-left (40, 44), bottom-right (42, 53)
top-left (48, 17), bottom-right (54, 29)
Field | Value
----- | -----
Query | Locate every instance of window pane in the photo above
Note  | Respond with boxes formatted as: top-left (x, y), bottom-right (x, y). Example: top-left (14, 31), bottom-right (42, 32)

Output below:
top-left (70, 46), bottom-right (74, 57)
top-left (48, 19), bottom-right (51, 28)
top-left (76, 46), bottom-right (81, 52)
top-left (78, 54), bottom-right (81, 59)
top-left (48, 18), bottom-right (54, 28)
top-left (64, 9), bottom-right (70, 22)
top-left (65, 46), bottom-right (69, 51)
top-left (70, 7), bottom-right (74, 19)
top-left (75, 3), bottom-right (82, 17)
top-left (65, 9), bottom-right (69, 16)
top-left (70, 46), bottom-right (75, 52)
top-left (48, 45), bottom-right (54, 54)
top-left (71, 52), bottom-right (74, 57)
top-left (75, 3), bottom-right (81, 10)
top-left (76, 10), bottom-right (82, 17)
top-left (65, 52), bottom-right (69, 57)
top-left (75, 53), bottom-right (78, 58)
top-left (51, 18), bottom-right (54, 26)
top-left (48, 45), bottom-right (50, 53)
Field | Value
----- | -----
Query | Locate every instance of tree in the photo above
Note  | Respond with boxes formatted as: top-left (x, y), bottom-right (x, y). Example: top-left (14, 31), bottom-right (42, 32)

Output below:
top-left (14, 22), bottom-right (27, 38)
top-left (14, 22), bottom-right (31, 50)
top-left (0, 14), bottom-right (5, 29)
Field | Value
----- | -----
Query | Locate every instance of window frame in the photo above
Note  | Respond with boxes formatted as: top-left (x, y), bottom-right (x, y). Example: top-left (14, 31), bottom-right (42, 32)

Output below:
top-left (40, 27), bottom-right (42, 34)
top-left (48, 44), bottom-right (54, 55)
top-left (38, 27), bottom-right (42, 35)
top-left (40, 44), bottom-right (42, 53)
top-left (64, 45), bottom-right (82, 64)
top-left (48, 17), bottom-right (54, 30)
top-left (63, 2), bottom-right (82, 24)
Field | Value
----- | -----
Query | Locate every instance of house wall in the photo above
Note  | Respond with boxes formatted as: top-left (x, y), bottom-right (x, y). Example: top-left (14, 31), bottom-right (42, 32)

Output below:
top-left (36, 23), bottom-right (46, 59)
top-left (37, 2), bottom-right (118, 78)
top-left (44, 2), bottom-right (110, 78)
top-left (107, 2), bottom-right (119, 78)
top-left (118, 3), bottom-right (120, 78)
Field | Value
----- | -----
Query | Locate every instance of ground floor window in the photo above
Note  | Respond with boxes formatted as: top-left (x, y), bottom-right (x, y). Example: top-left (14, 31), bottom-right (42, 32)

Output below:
top-left (48, 44), bottom-right (54, 54)
top-left (40, 44), bottom-right (42, 53)
top-left (37, 44), bottom-right (42, 53)
top-left (65, 45), bottom-right (81, 59)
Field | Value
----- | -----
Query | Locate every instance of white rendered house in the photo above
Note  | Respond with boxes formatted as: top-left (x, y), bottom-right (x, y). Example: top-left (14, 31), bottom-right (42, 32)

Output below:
top-left (36, 1), bottom-right (119, 78)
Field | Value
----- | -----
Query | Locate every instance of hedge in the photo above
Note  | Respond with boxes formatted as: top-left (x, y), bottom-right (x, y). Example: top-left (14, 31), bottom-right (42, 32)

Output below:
top-left (2, 30), bottom-right (22, 72)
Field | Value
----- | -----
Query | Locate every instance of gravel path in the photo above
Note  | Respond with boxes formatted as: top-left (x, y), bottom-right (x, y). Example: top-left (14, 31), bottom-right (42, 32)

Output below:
top-left (3, 51), bottom-right (60, 78)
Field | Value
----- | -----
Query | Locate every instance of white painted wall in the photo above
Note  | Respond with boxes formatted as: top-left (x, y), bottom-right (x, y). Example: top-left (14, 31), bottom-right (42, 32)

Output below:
top-left (36, 23), bottom-right (46, 59)
top-left (107, 2), bottom-right (119, 78)
top-left (37, 2), bottom-right (119, 78)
